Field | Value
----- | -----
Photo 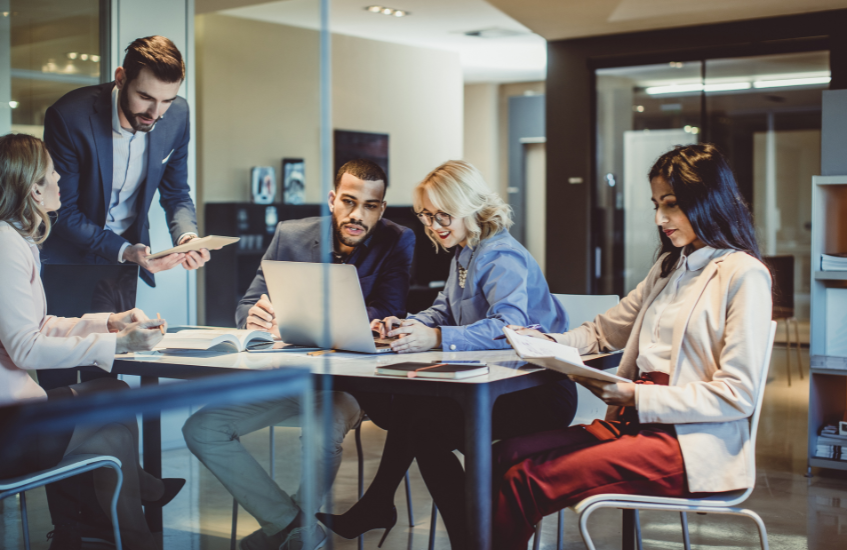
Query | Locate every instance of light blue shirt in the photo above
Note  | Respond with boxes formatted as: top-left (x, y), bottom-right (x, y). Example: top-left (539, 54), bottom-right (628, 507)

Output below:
top-left (409, 230), bottom-right (569, 351)
top-left (109, 85), bottom-right (149, 260)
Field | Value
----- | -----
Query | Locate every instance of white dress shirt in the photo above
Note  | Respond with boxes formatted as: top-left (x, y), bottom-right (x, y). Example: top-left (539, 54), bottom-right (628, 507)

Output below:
top-left (110, 85), bottom-right (150, 262)
top-left (635, 246), bottom-right (730, 374)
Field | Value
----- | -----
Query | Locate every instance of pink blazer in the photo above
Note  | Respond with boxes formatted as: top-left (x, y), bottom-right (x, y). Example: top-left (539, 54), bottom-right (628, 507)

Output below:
top-left (0, 222), bottom-right (116, 406)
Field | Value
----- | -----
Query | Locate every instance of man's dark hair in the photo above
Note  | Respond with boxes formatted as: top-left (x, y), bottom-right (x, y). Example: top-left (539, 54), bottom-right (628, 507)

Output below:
top-left (122, 36), bottom-right (185, 84)
top-left (335, 159), bottom-right (387, 195)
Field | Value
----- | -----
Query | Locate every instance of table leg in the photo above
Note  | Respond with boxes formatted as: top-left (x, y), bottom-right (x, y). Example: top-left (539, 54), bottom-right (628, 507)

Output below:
top-left (140, 376), bottom-right (162, 532)
top-left (463, 384), bottom-right (493, 550)
top-left (622, 509), bottom-right (636, 550)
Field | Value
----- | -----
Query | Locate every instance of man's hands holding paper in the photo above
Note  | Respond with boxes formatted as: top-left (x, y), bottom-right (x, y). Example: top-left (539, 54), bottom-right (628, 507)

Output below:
top-left (246, 293), bottom-right (281, 340)
top-left (177, 234), bottom-right (212, 270)
top-left (123, 243), bottom-right (186, 273)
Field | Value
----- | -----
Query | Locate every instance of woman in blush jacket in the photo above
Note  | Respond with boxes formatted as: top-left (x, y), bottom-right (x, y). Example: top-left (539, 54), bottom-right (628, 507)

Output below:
top-left (0, 134), bottom-right (180, 550)
top-left (493, 143), bottom-right (773, 549)
top-left (316, 161), bottom-right (572, 548)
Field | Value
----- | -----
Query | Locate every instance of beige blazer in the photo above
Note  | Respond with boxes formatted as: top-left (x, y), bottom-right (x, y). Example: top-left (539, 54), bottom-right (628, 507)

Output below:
top-left (0, 222), bottom-right (116, 406)
top-left (552, 250), bottom-right (772, 493)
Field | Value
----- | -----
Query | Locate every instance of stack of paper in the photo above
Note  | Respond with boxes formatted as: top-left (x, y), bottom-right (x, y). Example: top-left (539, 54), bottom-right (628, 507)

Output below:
top-left (821, 253), bottom-right (847, 271)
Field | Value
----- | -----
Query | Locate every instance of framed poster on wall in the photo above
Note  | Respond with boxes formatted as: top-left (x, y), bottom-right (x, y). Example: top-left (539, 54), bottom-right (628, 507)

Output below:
top-left (282, 158), bottom-right (305, 204)
top-left (334, 130), bottom-right (389, 185)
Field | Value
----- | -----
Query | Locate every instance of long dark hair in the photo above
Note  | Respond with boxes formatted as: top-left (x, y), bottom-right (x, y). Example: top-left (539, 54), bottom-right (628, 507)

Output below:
top-left (649, 144), bottom-right (762, 277)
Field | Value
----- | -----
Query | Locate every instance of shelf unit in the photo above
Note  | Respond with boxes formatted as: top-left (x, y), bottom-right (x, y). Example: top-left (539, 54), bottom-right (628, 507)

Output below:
top-left (808, 175), bottom-right (847, 474)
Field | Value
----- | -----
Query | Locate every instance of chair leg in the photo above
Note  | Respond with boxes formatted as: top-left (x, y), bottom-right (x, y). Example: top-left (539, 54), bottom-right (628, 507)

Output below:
top-left (738, 509), bottom-right (770, 550)
top-left (532, 519), bottom-right (543, 550)
top-left (231, 498), bottom-right (239, 550)
top-left (355, 423), bottom-right (364, 550)
top-left (108, 464), bottom-right (124, 550)
top-left (577, 504), bottom-right (599, 550)
top-left (428, 502), bottom-right (438, 550)
top-left (633, 509), bottom-right (643, 550)
top-left (791, 318), bottom-right (805, 379)
top-left (784, 320), bottom-right (791, 387)
top-left (405, 470), bottom-right (415, 526)
top-left (557, 509), bottom-right (564, 550)
top-left (680, 512), bottom-right (691, 550)
top-left (20, 492), bottom-right (31, 550)
top-left (269, 425), bottom-right (276, 480)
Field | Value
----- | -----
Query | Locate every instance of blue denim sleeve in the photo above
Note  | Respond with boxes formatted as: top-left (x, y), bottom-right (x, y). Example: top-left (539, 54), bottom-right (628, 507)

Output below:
top-left (440, 247), bottom-right (534, 351)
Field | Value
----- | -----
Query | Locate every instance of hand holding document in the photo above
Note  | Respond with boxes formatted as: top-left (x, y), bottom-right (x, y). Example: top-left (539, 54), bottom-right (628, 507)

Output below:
top-left (146, 235), bottom-right (239, 260)
top-left (502, 327), bottom-right (628, 383)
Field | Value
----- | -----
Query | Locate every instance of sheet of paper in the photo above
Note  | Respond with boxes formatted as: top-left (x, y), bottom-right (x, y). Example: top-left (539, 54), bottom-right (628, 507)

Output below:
top-left (147, 235), bottom-right (240, 260)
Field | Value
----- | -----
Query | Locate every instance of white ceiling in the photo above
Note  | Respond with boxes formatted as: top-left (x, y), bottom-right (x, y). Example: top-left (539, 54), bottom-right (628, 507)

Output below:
top-left (214, 0), bottom-right (548, 83)
top-left (487, 0), bottom-right (847, 41)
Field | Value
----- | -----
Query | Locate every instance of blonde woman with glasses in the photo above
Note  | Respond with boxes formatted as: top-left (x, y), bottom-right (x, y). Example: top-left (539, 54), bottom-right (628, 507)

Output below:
top-left (317, 160), bottom-right (573, 549)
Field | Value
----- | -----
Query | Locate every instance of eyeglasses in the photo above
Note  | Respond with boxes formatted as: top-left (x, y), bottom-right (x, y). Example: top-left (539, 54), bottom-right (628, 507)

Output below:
top-left (415, 210), bottom-right (453, 227)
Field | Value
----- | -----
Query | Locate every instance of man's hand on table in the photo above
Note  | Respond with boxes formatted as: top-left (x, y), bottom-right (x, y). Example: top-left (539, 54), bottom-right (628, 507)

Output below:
top-left (246, 293), bottom-right (281, 340)
top-left (381, 318), bottom-right (441, 354)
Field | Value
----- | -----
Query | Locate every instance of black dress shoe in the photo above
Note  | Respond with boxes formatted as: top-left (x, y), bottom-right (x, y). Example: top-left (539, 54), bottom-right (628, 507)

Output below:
top-left (316, 504), bottom-right (397, 548)
top-left (46, 527), bottom-right (82, 550)
top-left (142, 478), bottom-right (186, 507)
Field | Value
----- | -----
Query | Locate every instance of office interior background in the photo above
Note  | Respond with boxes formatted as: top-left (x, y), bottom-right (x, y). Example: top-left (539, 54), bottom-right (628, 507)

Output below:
top-left (2, 0), bottom-right (847, 548)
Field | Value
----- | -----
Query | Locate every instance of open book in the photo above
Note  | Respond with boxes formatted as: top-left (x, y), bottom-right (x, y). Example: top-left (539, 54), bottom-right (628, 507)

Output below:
top-left (156, 329), bottom-right (274, 352)
top-left (502, 327), bottom-right (628, 383)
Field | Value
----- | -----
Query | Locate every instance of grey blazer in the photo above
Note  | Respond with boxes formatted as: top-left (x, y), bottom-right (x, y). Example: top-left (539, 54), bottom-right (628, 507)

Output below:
top-left (552, 251), bottom-right (772, 493)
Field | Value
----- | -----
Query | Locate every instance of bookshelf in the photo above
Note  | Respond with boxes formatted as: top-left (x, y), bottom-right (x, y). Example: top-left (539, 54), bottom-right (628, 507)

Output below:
top-left (808, 175), bottom-right (847, 473)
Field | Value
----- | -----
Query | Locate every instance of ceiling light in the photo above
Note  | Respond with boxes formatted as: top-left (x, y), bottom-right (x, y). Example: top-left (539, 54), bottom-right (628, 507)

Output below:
top-left (753, 76), bottom-right (831, 89)
top-left (704, 82), bottom-right (751, 92)
top-left (634, 105), bottom-right (645, 112)
top-left (80, 54), bottom-right (89, 61)
top-left (91, 55), bottom-right (100, 62)
top-left (9, 101), bottom-right (18, 109)
top-left (67, 52), bottom-right (78, 60)
top-left (364, 5), bottom-right (410, 17)
top-left (645, 83), bottom-right (703, 95)
top-left (669, 62), bottom-right (684, 68)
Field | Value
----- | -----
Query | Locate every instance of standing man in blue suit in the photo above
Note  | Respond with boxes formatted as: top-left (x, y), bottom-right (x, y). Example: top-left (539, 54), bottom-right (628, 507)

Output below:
top-left (183, 160), bottom-right (416, 550)
top-left (38, 36), bottom-right (207, 548)
top-left (42, 35), bottom-right (209, 288)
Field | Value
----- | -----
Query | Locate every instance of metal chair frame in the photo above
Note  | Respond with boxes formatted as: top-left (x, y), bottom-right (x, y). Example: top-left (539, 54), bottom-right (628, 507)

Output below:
top-left (0, 454), bottom-right (124, 550)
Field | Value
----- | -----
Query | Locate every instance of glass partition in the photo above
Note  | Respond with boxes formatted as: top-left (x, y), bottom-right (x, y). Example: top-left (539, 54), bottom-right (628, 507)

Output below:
top-left (595, 51), bottom-right (828, 318)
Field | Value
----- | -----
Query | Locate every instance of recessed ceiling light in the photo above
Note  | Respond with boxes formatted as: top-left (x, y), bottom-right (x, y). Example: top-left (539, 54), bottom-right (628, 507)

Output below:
top-left (67, 52), bottom-right (78, 60)
top-left (80, 54), bottom-right (89, 61)
top-left (91, 55), bottom-right (100, 62)
top-left (9, 101), bottom-right (18, 109)
top-left (364, 5), bottom-right (410, 17)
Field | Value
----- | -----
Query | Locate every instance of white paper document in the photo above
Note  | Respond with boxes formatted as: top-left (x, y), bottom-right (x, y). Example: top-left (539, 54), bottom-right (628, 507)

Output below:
top-left (503, 327), bottom-right (628, 383)
top-left (147, 235), bottom-right (240, 259)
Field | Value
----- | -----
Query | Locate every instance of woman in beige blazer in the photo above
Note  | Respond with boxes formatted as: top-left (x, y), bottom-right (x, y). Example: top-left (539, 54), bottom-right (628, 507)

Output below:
top-left (0, 134), bottom-right (179, 550)
top-left (492, 143), bottom-right (773, 549)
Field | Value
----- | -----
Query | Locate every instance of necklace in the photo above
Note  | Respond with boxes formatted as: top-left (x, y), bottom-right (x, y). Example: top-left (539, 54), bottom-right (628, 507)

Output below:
top-left (457, 248), bottom-right (475, 288)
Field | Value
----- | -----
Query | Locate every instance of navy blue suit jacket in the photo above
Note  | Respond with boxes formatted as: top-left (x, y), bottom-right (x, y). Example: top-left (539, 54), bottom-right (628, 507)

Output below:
top-left (236, 216), bottom-right (415, 328)
top-left (41, 82), bottom-right (197, 287)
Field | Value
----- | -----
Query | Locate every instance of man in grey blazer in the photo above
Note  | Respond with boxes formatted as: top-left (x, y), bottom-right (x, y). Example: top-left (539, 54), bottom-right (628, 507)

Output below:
top-left (42, 35), bottom-right (209, 288)
top-left (184, 160), bottom-right (415, 550)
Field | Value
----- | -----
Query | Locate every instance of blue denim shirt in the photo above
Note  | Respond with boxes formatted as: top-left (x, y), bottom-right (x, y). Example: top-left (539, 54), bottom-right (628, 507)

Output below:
top-left (409, 230), bottom-right (568, 351)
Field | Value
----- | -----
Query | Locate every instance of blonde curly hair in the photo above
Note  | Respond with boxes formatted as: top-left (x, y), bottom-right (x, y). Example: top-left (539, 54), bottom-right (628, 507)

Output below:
top-left (413, 160), bottom-right (512, 250)
top-left (0, 134), bottom-right (52, 244)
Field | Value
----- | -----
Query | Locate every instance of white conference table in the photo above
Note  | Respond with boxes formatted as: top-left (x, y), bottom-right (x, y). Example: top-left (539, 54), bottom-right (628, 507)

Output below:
top-left (113, 347), bottom-right (621, 549)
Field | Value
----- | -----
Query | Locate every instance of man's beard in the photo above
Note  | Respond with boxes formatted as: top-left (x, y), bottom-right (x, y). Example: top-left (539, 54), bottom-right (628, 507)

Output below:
top-left (333, 214), bottom-right (371, 248)
top-left (119, 87), bottom-right (160, 133)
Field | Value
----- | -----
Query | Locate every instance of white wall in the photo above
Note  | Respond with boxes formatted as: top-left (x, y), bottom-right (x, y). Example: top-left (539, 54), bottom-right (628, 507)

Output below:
top-left (196, 14), bottom-right (463, 208)
top-left (463, 83), bottom-right (499, 187)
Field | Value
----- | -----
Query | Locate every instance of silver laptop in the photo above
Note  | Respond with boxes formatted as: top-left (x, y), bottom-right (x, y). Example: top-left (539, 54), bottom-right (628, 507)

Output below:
top-left (262, 260), bottom-right (395, 354)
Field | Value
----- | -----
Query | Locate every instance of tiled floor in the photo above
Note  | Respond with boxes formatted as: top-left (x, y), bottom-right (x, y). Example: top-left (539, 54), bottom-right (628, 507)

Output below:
top-left (3, 344), bottom-right (847, 549)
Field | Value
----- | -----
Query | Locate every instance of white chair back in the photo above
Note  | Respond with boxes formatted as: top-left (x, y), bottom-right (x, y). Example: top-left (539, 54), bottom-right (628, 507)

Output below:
top-left (554, 294), bottom-right (619, 328)
top-left (747, 321), bottom-right (777, 479)
top-left (553, 294), bottom-right (620, 426)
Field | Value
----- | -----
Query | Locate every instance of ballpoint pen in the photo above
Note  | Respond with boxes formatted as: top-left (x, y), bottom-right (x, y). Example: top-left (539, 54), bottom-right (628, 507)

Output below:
top-left (493, 324), bottom-right (542, 340)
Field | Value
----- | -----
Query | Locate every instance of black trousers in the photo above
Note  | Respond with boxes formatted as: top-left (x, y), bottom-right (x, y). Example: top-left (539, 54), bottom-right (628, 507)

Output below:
top-left (37, 369), bottom-right (116, 538)
top-left (354, 379), bottom-right (578, 549)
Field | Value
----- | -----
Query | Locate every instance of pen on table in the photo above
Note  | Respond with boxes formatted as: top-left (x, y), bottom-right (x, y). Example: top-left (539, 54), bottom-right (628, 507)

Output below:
top-left (493, 324), bottom-right (542, 340)
top-left (156, 313), bottom-right (165, 335)
top-left (307, 349), bottom-right (336, 357)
